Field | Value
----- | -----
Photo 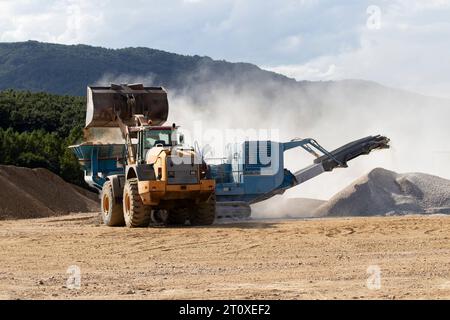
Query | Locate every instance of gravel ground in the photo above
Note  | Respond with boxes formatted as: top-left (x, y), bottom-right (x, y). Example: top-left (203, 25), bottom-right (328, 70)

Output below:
top-left (0, 212), bottom-right (449, 300)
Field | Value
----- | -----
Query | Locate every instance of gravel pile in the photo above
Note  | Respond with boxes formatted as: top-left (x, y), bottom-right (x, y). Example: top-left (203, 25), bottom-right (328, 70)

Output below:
top-left (0, 165), bottom-right (98, 220)
top-left (314, 167), bottom-right (450, 216)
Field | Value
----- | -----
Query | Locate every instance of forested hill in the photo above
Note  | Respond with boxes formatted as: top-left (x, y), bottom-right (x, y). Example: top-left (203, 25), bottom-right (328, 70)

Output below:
top-left (0, 41), bottom-right (294, 96)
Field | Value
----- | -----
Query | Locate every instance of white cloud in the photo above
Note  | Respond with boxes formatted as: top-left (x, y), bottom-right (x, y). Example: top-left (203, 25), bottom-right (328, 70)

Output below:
top-left (275, 34), bottom-right (303, 54)
top-left (0, 0), bottom-right (449, 97)
top-left (0, 0), bottom-right (106, 44)
top-left (269, 62), bottom-right (336, 81)
top-left (264, 1), bottom-right (450, 98)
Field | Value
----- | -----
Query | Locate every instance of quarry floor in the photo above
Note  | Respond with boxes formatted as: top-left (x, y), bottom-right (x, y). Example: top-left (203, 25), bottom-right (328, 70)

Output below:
top-left (0, 213), bottom-right (449, 300)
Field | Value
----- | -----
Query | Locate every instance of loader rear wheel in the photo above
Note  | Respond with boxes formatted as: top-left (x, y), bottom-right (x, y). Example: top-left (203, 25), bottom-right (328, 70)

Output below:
top-left (101, 181), bottom-right (125, 227)
top-left (123, 178), bottom-right (151, 228)
top-left (189, 194), bottom-right (216, 226)
top-left (167, 208), bottom-right (188, 226)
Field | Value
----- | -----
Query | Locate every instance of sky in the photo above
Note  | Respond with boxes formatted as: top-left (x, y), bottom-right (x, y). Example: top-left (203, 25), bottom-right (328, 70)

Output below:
top-left (0, 0), bottom-right (450, 97)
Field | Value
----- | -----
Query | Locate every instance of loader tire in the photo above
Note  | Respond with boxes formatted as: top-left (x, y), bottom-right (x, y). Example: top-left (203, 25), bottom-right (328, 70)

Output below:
top-left (123, 178), bottom-right (151, 228)
top-left (101, 181), bottom-right (125, 227)
top-left (167, 208), bottom-right (188, 226)
top-left (189, 194), bottom-right (216, 226)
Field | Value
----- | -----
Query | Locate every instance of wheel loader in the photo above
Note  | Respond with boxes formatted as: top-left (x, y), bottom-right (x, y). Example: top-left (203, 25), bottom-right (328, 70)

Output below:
top-left (82, 84), bottom-right (216, 227)
top-left (71, 83), bottom-right (390, 225)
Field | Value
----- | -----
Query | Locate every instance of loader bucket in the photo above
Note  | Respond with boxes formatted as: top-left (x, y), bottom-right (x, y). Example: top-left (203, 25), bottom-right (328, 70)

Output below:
top-left (85, 84), bottom-right (169, 128)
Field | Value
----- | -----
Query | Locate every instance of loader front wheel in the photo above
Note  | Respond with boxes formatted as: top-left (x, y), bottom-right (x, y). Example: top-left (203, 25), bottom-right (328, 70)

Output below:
top-left (101, 181), bottom-right (125, 226)
top-left (189, 194), bottom-right (216, 226)
top-left (123, 178), bottom-right (151, 228)
top-left (167, 208), bottom-right (188, 226)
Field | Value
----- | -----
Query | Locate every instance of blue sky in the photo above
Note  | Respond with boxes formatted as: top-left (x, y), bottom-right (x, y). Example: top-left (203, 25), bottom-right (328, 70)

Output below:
top-left (1, 0), bottom-right (450, 97)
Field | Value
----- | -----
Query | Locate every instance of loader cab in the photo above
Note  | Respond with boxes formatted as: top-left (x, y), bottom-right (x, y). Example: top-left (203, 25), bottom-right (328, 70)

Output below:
top-left (136, 126), bottom-right (184, 163)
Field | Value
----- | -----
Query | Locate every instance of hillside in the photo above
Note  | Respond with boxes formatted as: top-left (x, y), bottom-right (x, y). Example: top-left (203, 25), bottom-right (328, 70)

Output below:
top-left (0, 41), bottom-right (447, 112)
top-left (0, 41), bottom-right (293, 96)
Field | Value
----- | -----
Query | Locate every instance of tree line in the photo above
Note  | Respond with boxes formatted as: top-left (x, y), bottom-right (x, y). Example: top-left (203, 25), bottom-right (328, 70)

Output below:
top-left (0, 89), bottom-right (86, 186)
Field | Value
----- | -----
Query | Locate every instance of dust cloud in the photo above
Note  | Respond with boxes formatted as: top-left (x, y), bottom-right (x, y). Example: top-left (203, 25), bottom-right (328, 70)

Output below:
top-left (250, 196), bottom-right (325, 219)
top-left (169, 78), bottom-right (450, 202)
top-left (83, 128), bottom-right (123, 144)
top-left (94, 71), bottom-right (450, 207)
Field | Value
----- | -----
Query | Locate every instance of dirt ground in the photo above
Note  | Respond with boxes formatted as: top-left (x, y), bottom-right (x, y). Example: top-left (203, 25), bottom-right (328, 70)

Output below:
top-left (0, 213), bottom-right (449, 300)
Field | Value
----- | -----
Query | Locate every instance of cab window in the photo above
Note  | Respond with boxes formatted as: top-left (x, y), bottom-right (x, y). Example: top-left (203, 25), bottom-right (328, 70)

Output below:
top-left (143, 130), bottom-right (172, 148)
